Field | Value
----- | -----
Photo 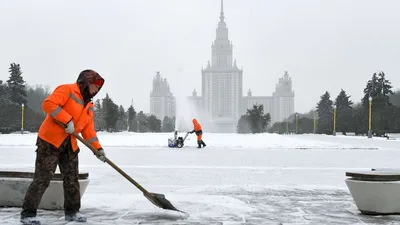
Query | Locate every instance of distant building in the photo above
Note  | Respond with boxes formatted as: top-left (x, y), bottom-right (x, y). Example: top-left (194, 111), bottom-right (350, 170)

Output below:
top-left (272, 71), bottom-right (295, 123)
top-left (198, 0), bottom-right (243, 132)
top-left (242, 89), bottom-right (272, 116)
top-left (188, 89), bottom-right (202, 109)
top-left (187, 0), bottom-right (295, 132)
top-left (243, 71), bottom-right (295, 123)
top-left (150, 71), bottom-right (176, 120)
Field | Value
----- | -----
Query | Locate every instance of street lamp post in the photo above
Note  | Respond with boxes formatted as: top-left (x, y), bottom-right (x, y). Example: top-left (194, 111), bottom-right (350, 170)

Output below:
top-left (21, 103), bottom-right (25, 134)
top-left (286, 119), bottom-right (289, 134)
top-left (313, 110), bottom-right (316, 134)
top-left (295, 113), bottom-right (298, 134)
top-left (368, 96), bottom-right (372, 138)
top-left (333, 105), bottom-right (337, 136)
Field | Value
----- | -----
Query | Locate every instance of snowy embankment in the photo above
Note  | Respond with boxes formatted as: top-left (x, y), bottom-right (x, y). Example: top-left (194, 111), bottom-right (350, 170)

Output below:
top-left (1, 131), bottom-right (399, 150)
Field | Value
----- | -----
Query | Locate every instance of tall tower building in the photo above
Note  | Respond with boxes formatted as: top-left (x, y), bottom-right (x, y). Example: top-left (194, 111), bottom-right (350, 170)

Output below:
top-left (150, 71), bottom-right (176, 120)
top-left (187, 1), bottom-right (295, 132)
top-left (201, 0), bottom-right (243, 132)
top-left (272, 71), bottom-right (295, 122)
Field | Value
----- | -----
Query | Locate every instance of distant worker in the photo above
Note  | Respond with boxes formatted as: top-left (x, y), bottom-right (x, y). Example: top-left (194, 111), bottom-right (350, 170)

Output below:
top-left (174, 130), bottom-right (178, 144)
top-left (189, 118), bottom-right (206, 148)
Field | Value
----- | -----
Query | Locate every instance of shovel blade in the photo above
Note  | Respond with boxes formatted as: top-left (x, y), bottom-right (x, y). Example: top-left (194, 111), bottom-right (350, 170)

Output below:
top-left (144, 192), bottom-right (183, 213)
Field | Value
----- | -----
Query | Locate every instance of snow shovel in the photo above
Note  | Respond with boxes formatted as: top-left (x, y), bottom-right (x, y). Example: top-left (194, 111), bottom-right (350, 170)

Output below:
top-left (55, 121), bottom-right (187, 214)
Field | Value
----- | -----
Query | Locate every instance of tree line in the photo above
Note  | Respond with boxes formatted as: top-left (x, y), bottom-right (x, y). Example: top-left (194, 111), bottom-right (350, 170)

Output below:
top-left (269, 71), bottom-right (400, 136)
top-left (0, 63), bottom-right (175, 134)
top-left (92, 94), bottom-right (175, 133)
top-left (1, 63), bottom-right (398, 136)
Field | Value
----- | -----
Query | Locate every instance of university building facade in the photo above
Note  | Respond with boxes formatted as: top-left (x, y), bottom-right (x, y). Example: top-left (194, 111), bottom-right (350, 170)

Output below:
top-left (150, 71), bottom-right (176, 120)
top-left (188, 0), bottom-right (295, 132)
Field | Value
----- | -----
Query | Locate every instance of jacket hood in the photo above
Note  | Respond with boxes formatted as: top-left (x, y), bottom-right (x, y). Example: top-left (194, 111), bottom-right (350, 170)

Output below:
top-left (76, 69), bottom-right (104, 104)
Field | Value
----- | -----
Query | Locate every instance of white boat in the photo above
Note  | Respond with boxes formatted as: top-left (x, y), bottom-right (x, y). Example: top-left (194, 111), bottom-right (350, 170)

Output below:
top-left (0, 171), bottom-right (90, 210)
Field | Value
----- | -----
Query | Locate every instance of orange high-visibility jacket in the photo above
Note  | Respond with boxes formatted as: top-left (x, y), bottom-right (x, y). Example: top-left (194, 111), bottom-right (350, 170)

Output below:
top-left (38, 83), bottom-right (102, 152)
top-left (192, 118), bottom-right (203, 136)
top-left (193, 119), bottom-right (202, 131)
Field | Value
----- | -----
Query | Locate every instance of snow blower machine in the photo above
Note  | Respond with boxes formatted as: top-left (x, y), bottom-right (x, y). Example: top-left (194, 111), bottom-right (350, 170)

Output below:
top-left (168, 131), bottom-right (190, 148)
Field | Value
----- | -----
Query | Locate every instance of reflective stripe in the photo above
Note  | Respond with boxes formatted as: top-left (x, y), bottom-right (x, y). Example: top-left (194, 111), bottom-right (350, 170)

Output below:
top-left (87, 136), bottom-right (98, 143)
top-left (89, 107), bottom-right (94, 112)
top-left (69, 93), bottom-right (84, 106)
top-left (51, 106), bottom-right (62, 117)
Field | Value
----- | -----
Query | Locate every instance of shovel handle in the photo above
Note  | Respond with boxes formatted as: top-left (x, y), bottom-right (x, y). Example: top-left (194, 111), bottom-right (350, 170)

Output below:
top-left (73, 132), bottom-right (152, 196)
top-left (54, 120), bottom-right (151, 195)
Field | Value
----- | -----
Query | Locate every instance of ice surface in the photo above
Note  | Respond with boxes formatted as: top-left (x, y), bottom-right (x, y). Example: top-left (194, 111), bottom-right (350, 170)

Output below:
top-left (1, 132), bottom-right (399, 224)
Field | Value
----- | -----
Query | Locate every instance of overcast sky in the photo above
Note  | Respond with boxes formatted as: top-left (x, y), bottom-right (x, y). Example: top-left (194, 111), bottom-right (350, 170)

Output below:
top-left (0, 0), bottom-right (399, 113)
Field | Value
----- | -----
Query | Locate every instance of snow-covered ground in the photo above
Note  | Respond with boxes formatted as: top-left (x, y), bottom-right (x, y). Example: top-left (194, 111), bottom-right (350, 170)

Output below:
top-left (1, 132), bottom-right (400, 224)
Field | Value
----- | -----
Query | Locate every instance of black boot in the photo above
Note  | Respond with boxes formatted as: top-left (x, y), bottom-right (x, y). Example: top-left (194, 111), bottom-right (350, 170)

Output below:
top-left (197, 141), bottom-right (202, 148)
top-left (201, 140), bottom-right (206, 147)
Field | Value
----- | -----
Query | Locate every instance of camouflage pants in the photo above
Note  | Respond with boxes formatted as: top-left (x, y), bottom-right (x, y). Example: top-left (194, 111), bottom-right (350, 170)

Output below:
top-left (21, 137), bottom-right (81, 218)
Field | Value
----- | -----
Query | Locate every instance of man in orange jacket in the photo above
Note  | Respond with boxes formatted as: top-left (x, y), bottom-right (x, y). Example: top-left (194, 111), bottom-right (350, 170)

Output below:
top-left (20, 70), bottom-right (106, 225)
top-left (189, 118), bottom-right (206, 148)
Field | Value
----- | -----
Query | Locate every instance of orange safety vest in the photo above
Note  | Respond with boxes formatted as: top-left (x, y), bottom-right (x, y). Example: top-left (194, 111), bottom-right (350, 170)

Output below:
top-left (38, 83), bottom-right (102, 152)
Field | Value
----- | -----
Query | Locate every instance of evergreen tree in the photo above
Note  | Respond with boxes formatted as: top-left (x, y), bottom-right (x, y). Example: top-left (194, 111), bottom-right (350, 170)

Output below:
top-left (377, 72), bottom-right (395, 134)
top-left (147, 115), bottom-right (161, 132)
top-left (272, 112), bottom-right (314, 134)
top-left (93, 99), bottom-right (106, 131)
top-left (316, 91), bottom-right (333, 134)
top-left (0, 80), bottom-right (13, 107)
top-left (0, 103), bottom-right (44, 133)
top-left (300, 109), bottom-right (317, 120)
top-left (237, 115), bottom-right (251, 133)
top-left (237, 104), bottom-right (271, 133)
top-left (162, 116), bottom-right (175, 132)
top-left (352, 103), bottom-right (366, 135)
top-left (0, 80), bottom-right (45, 133)
top-left (127, 105), bottom-right (137, 132)
top-left (116, 105), bottom-right (127, 131)
top-left (393, 106), bottom-right (400, 133)
top-left (25, 84), bottom-right (50, 114)
top-left (101, 93), bottom-right (119, 132)
top-left (389, 90), bottom-right (400, 107)
top-left (335, 89), bottom-right (353, 134)
top-left (7, 63), bottom-right (27, 105)
top-left (362, 72), bottom-right (380, 107)
top-left (362, 72), bottom-right (395, 135)
top-left (362, 72), bottom-right (394, 107)
top-left (249, 104), bottom-right (271, 133)
top-left (137, 111), bottom-right (149, 132)
top-left (377, 72), bottom-right (394, 104)
top-left (296, 117), bottom-right (314, 134)
top-left (171, 116), bottom-right (176, 132)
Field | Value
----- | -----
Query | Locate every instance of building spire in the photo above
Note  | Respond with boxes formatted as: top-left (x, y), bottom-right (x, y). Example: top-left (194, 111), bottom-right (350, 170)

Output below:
top-left (220, 0), bottom-right (224, 22)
